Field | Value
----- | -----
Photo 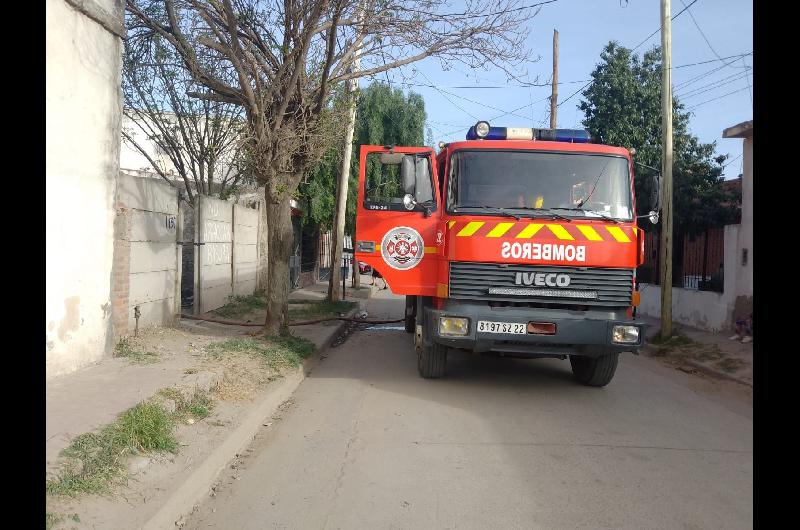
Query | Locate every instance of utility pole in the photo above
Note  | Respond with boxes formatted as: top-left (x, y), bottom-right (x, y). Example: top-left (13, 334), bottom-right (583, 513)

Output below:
top-left (328, 5), bottom-right (364, 302)
top-left (659, 0), bottom-right (674, 338)
top-left (550, 29), bottom-right (559, 129)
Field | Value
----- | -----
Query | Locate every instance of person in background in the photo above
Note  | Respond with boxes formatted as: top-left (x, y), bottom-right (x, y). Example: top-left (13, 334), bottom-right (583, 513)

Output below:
top-left (729, 313), bottom-right (753, 343)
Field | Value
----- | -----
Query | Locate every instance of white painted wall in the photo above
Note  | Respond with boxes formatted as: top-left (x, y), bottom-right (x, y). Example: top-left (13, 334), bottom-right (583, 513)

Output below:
top-left (737, 136), bottom-right (753, 297)
top-left (46, 0), bottom-right (123, 379)
top-left (638, 283), bottom-right (731, 333)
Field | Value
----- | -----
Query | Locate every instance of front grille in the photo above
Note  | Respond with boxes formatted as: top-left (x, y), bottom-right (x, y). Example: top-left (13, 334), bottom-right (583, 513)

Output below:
top-left (449, 262), bottom-right (633, 308)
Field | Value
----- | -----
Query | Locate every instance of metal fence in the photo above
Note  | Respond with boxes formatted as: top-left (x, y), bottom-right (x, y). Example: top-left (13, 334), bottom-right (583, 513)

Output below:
top-left (638, 227), bottom-right (725, 292)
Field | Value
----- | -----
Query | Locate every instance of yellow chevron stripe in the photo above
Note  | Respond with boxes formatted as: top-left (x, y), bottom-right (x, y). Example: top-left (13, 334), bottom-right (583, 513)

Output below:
top-left (576, 225), bottom-right (604, 241)
top-left (457, 221), bottom-right (485, 236)
top-left (515, 223), bottom-right (544, 238)
top-left (486, 222), bottom-right (516, 238)
top-left (547, 224), bottom-right (574, 240)
top-left (424, 246), bottom-right (437, 254)
top-left (632, 226), bottom-right (638, 235)
top-left (447, 220), bottom-right (456, 229)
top-left (606, 226), bottom-right (631, 243)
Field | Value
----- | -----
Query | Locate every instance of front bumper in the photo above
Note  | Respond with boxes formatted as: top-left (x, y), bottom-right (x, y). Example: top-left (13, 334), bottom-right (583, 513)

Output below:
top-left (424, 299), bottom-right (645, 358)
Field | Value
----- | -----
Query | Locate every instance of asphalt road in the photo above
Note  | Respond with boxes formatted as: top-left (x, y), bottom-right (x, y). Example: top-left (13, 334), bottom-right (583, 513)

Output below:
top-left (187, 291), bottom-right (753, 530)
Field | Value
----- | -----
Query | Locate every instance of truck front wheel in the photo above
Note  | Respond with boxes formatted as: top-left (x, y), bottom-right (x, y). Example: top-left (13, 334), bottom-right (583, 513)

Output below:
top-left (569, 353), bottom-right (618, 387)
top-left (418, 341), bottom-right (448, 379)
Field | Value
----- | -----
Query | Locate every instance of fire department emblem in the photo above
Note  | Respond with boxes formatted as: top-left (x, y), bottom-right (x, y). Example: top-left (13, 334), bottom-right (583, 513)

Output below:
top-left (381, 226), bottom-right (424, 270)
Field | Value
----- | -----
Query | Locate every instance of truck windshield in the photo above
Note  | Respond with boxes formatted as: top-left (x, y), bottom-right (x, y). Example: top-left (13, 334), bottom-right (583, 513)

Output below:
top-left (447, 150), bottom-right (633, 221)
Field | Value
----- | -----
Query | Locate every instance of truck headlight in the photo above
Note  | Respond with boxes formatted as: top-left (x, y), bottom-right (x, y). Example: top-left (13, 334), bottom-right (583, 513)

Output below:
top-left (611, 325), bottom-right (640, 344)
top-left (439, 317), bottom-right (469, 336)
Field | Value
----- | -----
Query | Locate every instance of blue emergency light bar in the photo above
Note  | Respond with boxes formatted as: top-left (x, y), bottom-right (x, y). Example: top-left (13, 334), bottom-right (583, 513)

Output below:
top-left (466, 121), bottom-right (591, 143)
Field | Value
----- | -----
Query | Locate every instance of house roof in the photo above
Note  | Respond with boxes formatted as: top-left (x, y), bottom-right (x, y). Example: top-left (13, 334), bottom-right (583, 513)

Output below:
top-left (722, 120), bottom-right (753, 139)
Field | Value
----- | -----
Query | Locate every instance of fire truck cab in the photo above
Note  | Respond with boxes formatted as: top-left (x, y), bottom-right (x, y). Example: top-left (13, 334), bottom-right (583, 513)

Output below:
top-left (355, 121), bottom-right (661, 387)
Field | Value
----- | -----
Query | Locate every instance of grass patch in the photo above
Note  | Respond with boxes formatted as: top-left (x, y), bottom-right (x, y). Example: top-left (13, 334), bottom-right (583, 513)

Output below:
top-left (115, 337), bottom-right (160, 365)
top-left (46, 402), bottom-right (177, 497)
top-left (288, 299), bottom-right (356, 320)
top-left (213, 294), bottom-right (267, 318)
top-left (649, 333), bottom-right (694, 347)
top-left (46, 513), bottom-right (62, 530)
top-left (714, 357), bottom-right (745, 373)
top-left (159, 387), bottom-right (214, 421)
top-left (204, 335), bottom-right (315, 370)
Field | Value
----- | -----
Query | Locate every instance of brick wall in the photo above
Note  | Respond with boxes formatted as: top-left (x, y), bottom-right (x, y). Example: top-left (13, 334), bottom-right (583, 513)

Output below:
top-left (112, 204), bottom-right (132, 340)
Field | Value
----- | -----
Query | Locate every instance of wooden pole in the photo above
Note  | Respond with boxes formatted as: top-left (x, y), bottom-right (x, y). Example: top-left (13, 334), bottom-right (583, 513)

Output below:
top-left (550, 29), bottom-right (559, 129)
top-left (659, 0), bottom-right (674, 338)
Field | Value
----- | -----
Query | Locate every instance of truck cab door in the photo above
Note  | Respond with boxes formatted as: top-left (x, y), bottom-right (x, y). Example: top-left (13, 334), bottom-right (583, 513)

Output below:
top-left (355, 145), bottom-right (440, 297)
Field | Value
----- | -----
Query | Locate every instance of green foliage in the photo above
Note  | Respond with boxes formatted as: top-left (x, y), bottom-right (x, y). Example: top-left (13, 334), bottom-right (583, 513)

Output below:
top-left (579, 42), bottom-right (740, 234)
top-left (204, 335), bottom-right (315, 370)
top-left (288, 299), bottom-right (357, 320)
top-left (299, 82), bottom-right (428, 233)
top-left (213, 294), bottom-right (268, 318)
top-left (46, 402), bottom-right (177, 496)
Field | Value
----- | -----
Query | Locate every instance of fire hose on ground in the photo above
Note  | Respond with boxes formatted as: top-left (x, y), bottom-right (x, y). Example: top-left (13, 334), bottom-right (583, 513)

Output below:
top-left (179, 313), bottom-right (404, 327)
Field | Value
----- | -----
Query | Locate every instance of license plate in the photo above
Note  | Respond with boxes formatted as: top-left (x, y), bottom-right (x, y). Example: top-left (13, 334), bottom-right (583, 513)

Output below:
top-left (477, 321), bottom-right (526, 335)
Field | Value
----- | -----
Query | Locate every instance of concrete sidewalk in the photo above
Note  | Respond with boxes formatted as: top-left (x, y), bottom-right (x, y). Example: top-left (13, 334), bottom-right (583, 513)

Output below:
top-left (640, 315), bottom-right (753, 386)
top-left (46, 282), bottom-right (373, 472)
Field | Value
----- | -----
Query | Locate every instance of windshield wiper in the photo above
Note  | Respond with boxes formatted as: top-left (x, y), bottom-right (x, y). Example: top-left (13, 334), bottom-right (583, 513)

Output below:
top-left (475, 206), bottom-right (522, 220)
top-left (506, 207), bottom-right (572, 222)
top-left (548, 207), bottom-right (622, 223)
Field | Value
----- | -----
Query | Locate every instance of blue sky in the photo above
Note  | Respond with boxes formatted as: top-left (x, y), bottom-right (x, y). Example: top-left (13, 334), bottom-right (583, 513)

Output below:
top-left (374, 0), bottom-right (752, 180)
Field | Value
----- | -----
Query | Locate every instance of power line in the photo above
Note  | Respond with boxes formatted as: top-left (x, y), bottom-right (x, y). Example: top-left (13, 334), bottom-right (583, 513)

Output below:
top-left (721, 152), bottom-right (742, 170)
top-left (678, 70), bottom-right (752, 99)
top-left (674, 61), bottom-right (728, 90)
top-left (631, 0), bottom-right (700, 52)
top-left (686, 86), bottom-right (750, 111)
top-left (680, 0), bottom-right (748, 70)
top-left (742, 56), bottom-right (753, 107)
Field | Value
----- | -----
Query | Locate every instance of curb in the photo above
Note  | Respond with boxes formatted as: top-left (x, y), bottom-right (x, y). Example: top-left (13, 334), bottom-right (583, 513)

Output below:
top-left (683, 359), bottom-right (753, 387)
top-left (143, 306), bottom-right (359, 530)
top-left (642, 344), bottom-right (752, 388)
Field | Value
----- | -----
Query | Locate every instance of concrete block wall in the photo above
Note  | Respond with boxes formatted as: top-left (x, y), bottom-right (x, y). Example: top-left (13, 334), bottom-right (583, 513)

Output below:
top-left (114, 174), bottom-right (180, 332)
top-left (233, 204), bottom-right (259, 296)
top-left (198, 196), bottom-right (234, 313)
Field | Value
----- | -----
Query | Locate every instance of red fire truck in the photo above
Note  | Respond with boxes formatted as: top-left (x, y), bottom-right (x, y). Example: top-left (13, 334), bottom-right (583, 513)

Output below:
top-left (354, 121), bottom-right (660, 386)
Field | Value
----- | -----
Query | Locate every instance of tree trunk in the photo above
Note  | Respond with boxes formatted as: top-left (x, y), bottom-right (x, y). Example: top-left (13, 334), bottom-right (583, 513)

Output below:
top-left (255, 190), bottom-right (269, 294)
top-left (264, 192), bottom-right (293, 335)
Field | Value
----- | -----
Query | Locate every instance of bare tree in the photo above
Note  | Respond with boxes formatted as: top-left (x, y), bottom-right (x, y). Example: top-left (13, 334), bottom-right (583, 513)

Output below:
top-left (122, 27), bottom-right (248, 204)
top-left (125, 0), bottom-right (541, 334)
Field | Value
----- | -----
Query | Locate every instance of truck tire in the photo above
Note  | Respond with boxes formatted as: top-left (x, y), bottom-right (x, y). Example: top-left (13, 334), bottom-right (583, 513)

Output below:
top-left (404, 295), bottom-right (417, 333)
top-left (418, 342), bottom-right (448, 379)
top-left (569, 353), bottom-right (618, 387)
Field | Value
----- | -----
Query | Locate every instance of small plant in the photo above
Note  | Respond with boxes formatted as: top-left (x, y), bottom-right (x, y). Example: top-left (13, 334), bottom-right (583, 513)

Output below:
top-left (46, 512), bottom-right (63, 530)
top-left (159, 387), bottom-right (214, 421)
top-left (714, 357), bottom-right (745, 374)
top-left (288, 299), bottom-right (356, 320)
top-left (649, 333), bottom-right (694, 347)
top-left (204, 335), bottom-right (316, 370)
top-left (46, 401), bottom-right (177, 496)
top-left (115, 337), bottom-right (160, 365)
top-left (213, 294), bottom-right (268, 318)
